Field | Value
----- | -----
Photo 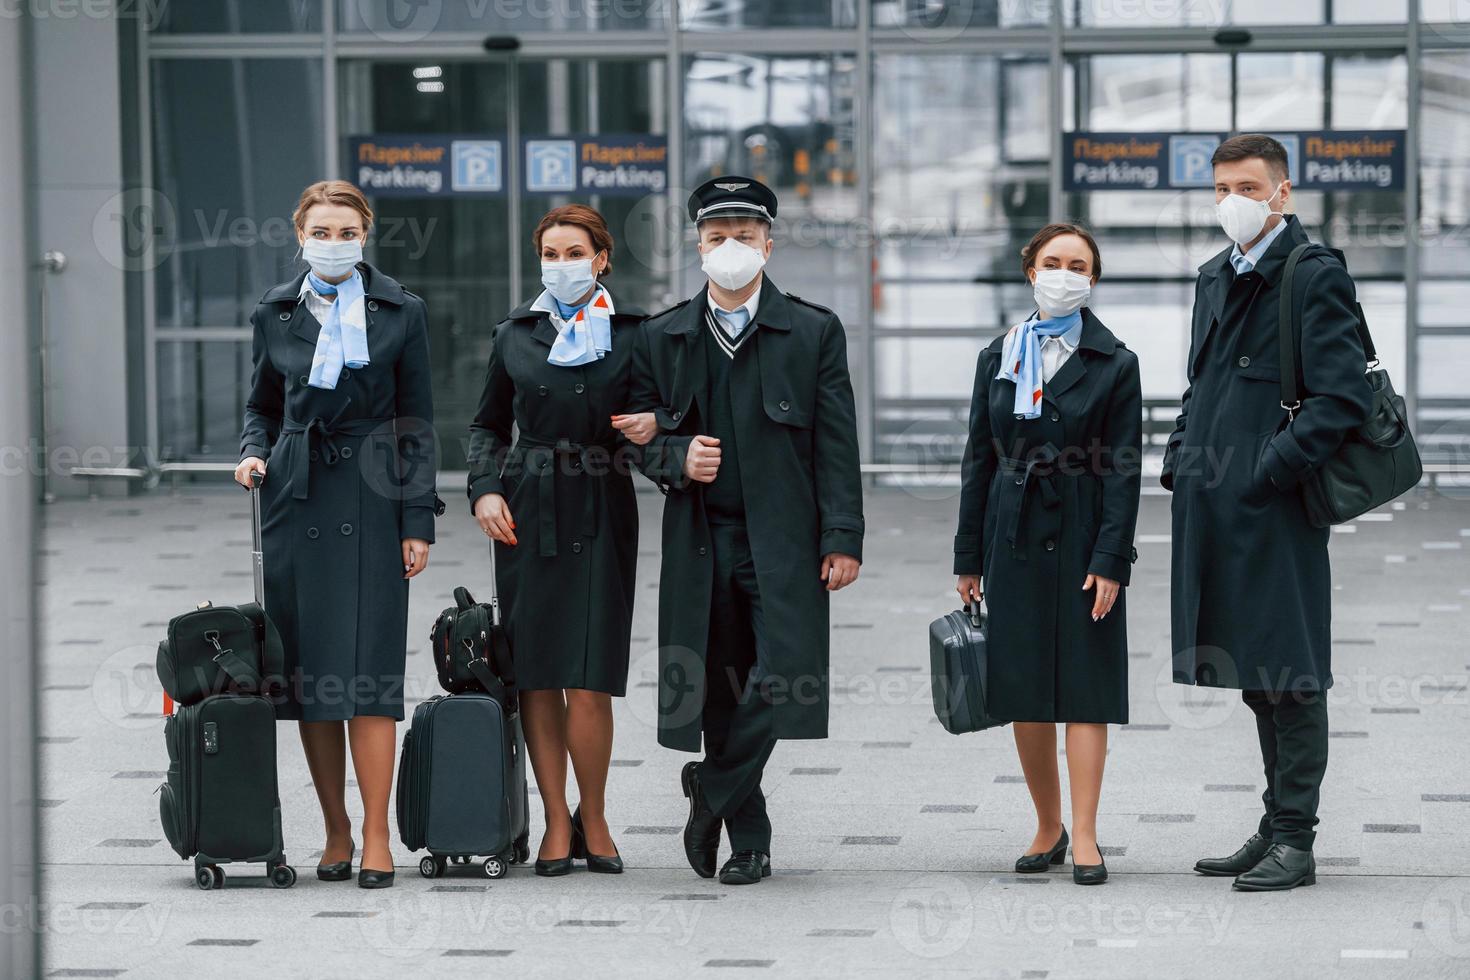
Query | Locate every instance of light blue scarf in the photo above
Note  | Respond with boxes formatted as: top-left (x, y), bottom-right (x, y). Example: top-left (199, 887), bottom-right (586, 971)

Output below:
top-left (305, 270), bottom-right (370, 390)
top-left (543, 285), bottom-right (614, 367)
top-left (995, 310), bottom-right (1082, 419)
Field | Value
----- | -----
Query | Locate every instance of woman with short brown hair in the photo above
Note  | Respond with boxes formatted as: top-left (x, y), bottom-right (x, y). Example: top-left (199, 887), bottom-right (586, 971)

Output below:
top-left (953, 221), bottom-right (1141, 885)
top-left (236, 179), bottom-right (440, 888)
top-left (467, 204), bottom-right (656, 876)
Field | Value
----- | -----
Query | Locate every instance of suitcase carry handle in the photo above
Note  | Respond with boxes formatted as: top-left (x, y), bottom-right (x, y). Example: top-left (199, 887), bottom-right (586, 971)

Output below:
top-left (965, 599), bottom-right (985, 630)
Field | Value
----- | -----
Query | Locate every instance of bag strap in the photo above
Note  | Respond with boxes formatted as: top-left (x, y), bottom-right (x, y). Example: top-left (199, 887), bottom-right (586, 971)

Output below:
top-left (205, 632), bottom-right (264, 691)
top-left (466, 655), bottom-right (509, 702)
top-left (238, 601), bottom-right (284, 693)
top-left (1278, 242), bottom-right (1378, 416)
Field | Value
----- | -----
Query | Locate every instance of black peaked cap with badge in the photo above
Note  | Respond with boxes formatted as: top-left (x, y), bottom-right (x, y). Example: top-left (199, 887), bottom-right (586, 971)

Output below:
top-left (687, 175), bottom-right (778, 226)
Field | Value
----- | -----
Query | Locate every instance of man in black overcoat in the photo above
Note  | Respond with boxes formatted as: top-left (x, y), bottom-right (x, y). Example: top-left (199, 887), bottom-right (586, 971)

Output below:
top-left (628, 176), bottom-right (865, 885)
top-left (1163, 134), bottom-right (1373, 891)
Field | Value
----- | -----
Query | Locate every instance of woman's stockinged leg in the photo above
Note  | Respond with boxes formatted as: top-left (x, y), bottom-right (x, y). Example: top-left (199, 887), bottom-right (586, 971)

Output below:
top-left (565, 689), bottom-right (616, 856)
top-left (520, 688), bottom-right (573, 860)
top-left (346, 715), bottom-right (398, 873)
top-left (1065, 722), bottom-right (1108, 865)
top-left (298, 720), bottom-right (354, 864)
top-left (1013, 721), bottom-right (1065, 855)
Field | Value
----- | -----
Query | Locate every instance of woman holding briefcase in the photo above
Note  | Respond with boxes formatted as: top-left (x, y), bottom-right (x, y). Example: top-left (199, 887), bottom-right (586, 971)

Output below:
top-left (236, 179), bottom-right (440, 889)
top-left (953, 223), bottom-right (1141, 885)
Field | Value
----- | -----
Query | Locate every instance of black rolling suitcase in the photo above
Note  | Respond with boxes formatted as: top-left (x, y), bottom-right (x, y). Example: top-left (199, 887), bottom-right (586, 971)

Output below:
top-left (398, 541), bottom-right (529, 880)
top-left (156, 474), bottom-right (295, 890)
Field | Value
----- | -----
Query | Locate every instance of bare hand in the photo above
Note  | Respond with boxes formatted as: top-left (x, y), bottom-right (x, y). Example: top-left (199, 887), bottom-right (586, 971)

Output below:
top-left (821, 553), bottom-right (860, 592)
top-left (683, 435), bottom-right (722, 483)
top-left (402, 538), bottom-right (430, 578)
top-left (473, 493), bottom-right (517, 546)
top-left (956, 575), bottom-right (982, 605)
top-left (1083, 574), bottom-right (1121, 621)
top-left (234, 456), bottom-right (266, 488)
top-left (610, 412), bottom-right (658, 446)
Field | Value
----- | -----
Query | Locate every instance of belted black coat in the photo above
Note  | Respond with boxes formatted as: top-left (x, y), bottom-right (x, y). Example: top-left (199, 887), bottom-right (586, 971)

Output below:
top-left (241, 263), bottom-right (440, 721)
top-left (953, 308), bottom-right (1142, 724)
top-left (465, 291), bottom-right (646, 696)
top-left (1163, 215), bottom-right (1373, 693)
top-left (628, 278), bottom-right (865, 751)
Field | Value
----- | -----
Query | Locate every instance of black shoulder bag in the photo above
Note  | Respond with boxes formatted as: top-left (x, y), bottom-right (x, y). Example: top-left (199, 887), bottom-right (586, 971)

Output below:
top-left (1278, 242), bottom-right (1422, 527)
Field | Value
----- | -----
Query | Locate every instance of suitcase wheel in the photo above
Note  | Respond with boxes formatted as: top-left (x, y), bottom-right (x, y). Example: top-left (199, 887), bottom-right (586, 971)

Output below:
top-left (419, 855), bottom-right (446, 879)
top-left (482, 857), bottom-right (507, 879)
top-left (195, 865), bottom-right (223, 890)
top-left (270, 863), bottom-right (297, 889)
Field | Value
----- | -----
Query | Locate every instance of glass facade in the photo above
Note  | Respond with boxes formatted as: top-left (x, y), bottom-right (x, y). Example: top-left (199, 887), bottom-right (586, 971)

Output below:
top-left (137, 2), bottom-right (1468, 476)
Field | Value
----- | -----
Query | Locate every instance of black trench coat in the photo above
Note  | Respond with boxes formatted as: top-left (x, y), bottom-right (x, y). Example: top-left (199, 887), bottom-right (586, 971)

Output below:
top-left (466, 292), bottom-right (646, 696)
top-left (628, 279), bottom-right (865, 751)
top-left (953, 309), bottom-right (1142, 724)
top-left (241, 263), bottom-right (439, 721)
top-left (1163, 216), bottom-right (1373, 693)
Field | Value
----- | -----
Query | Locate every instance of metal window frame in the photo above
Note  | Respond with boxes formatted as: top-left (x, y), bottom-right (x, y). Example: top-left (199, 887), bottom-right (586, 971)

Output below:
top-left (134, 2), bottom-right (1469, 470)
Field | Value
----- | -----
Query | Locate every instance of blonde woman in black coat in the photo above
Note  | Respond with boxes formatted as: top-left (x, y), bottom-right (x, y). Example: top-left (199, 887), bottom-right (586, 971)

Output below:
top-left (954, 223), bottom-right (1141, 885)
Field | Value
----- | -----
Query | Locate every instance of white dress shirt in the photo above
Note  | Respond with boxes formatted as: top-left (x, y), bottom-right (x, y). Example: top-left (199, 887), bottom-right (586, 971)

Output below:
top-left (706, 287), bottom-right (761, 340)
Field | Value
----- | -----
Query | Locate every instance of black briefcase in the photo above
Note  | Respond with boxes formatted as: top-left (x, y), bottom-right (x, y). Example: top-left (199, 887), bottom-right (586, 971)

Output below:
top-left (397, 691), bottom-right (530, 879)
top-left (927, 602), bottom-right (1007, 735)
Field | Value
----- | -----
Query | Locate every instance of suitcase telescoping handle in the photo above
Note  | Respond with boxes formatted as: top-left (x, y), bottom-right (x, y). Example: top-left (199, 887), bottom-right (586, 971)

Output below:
top-left (487, 538), bottom-right (500, 628)
top-left (248, 469), bottom-right (265, 609)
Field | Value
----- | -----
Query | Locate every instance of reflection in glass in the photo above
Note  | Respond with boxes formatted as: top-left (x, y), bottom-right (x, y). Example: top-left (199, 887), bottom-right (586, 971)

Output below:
top-left (1066, 0), bottom-right (1406, 26)
top-left (337, 0), bottom-right (664, 34)
top-left (157, 341), bottom-right (253, 460)
top-left (872, 0), bottom-right (1050, 29)
top-left (681, 0), bottom-right (856, 29)
top-left (152, 0), bottom-right (321, 33)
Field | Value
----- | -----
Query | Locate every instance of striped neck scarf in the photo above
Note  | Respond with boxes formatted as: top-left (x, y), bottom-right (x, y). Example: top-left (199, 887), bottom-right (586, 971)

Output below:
top-left (304, 270), bottom-right (369, 390)
top-left (995, 310), bottom-right (1082, 418)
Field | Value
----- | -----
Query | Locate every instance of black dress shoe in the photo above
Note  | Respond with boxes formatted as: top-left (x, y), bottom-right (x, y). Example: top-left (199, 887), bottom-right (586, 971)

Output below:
top-left (681, 762), bottom-right (722, 879)
top-left (718, 850), bottom-right (770, 885)
top-left (1194, 833), bottom-right (1271, 877)
top-left (1232, 843), bottom-right (1315, 891)
top-left (571, 806), bottom-right (624, 874)
top-left (357, 867), bottom-right (395, 889)
top-left (1015, 826), bottom-right (1068, 873)
top-left (316, 843), bottom-right (355, 882)
top-left (534, 855), bottom-right (573, 877)
top-left (1072, 851), bottom-right (1108, 885)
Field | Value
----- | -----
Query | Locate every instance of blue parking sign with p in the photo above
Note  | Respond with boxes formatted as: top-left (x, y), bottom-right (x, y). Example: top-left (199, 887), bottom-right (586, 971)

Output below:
top-left (451, 140), bottom-right (502, 192)
top-left (1170, 135), bottom-right (1220, 187)
top-left (526, 140), bottom-right (578, 192)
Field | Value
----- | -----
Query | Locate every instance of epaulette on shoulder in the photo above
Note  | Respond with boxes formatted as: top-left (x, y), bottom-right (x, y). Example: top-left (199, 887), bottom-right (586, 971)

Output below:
top-left (785, 292), bottom-right (833, 315)
top-left (646, 297), bottom-right (692, 323)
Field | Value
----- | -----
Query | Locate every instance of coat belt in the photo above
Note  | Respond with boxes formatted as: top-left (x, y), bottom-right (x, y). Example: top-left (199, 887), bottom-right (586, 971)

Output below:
top-left (513, 434), bottom-right (618, 558)
top-left (281, 407), bottom-right (394, 501)
top-left (999, 452), bottom-right (1062, 559)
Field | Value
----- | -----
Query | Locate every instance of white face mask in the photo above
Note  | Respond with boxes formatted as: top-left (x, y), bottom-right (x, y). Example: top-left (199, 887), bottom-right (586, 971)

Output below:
top-left (1031, 268), bottom-right (1092, 318)
top-left (1216, 181), bottom-right (1285, 246)
top-left (540, 257), bottom-right (599, 306)
top-left (302, 238), bottom-right (363, 279)
top-left (700, 237), bottom-right (767, 292)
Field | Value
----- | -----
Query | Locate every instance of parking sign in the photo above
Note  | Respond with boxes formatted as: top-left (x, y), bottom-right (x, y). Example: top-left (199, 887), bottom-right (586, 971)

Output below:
top-left (1169, 135), bottom-right (1221, 187)
top-left (525, 139), bottom-right (578, 192)
top-left (451, 140), bottom-right (502, 192)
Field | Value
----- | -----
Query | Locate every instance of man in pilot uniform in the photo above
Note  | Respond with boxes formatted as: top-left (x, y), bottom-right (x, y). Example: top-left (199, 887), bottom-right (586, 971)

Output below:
top-left (626, 176), bottom-right (864, 885)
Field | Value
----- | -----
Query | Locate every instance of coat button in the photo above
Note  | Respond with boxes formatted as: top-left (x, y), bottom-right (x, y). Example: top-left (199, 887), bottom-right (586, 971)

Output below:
top-left (339, 369), bottom-right (350, 380)
top-left (672, 410), bottom-right (682, 421)
top-left (779, 400), bottom-right (790, 411)
top-left (279, 312), bottom-right (290, 321)
top-left (1044, 539), bottom-right (1055, 551)
top-left (340, 523), bottom-right (353, 536)
top-left (340, 446), bottom-right (353, 459)
top-left (1238, 355), bottom-right (1251, 368)
top-left (1014, 477), bottom-right (1024, 485)
top-left (1049, 411), bottom-right (1060, 422)
top-left (309, 450), bottom-right (320, 462)
top-left (299, 375), bottom-right (309, 385)
top-left (367, 300), bottom-right (379, 312)
top-left (306, 526), bottom-right (319, 539)
top-left (574, 383), bottom-right (586, 394)
top-left (697, 546), bottom-right (707, 556)
top-left (537, 385), bottom-right (549, 396)
top-left (571, 541), bottom-right (582, 554)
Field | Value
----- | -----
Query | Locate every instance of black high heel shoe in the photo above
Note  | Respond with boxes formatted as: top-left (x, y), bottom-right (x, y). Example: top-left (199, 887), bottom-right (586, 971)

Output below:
top-left (534, 819), bottom-right (575, 877)
top-left (571, 806), bottom-right (624, 874)
top-left (1072, 846), bottom-right (1108, 885)
top-left (317, 842), bottom-right (356, 882)
top-left (357, 864), bottom-right (396, 889)
top-left (1015, 826), bottom-right (1069, 873)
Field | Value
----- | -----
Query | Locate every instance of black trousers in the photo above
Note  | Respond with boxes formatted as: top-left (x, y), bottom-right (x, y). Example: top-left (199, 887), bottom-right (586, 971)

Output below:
top-left (1242, 688), bottom-right (1328, 850)
top-left (699, 522), bottom-right (777, 854)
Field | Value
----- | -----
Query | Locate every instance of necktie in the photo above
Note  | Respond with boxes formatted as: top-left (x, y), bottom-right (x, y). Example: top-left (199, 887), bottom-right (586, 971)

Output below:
top-left (1231, 251), bottom-right (1253, 276)
top-left (715, 306), bottom-right (750, 340)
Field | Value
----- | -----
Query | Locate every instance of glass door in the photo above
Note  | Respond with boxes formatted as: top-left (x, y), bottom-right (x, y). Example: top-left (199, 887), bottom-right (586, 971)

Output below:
top-left (338, 55), bottom-right (669, 470)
